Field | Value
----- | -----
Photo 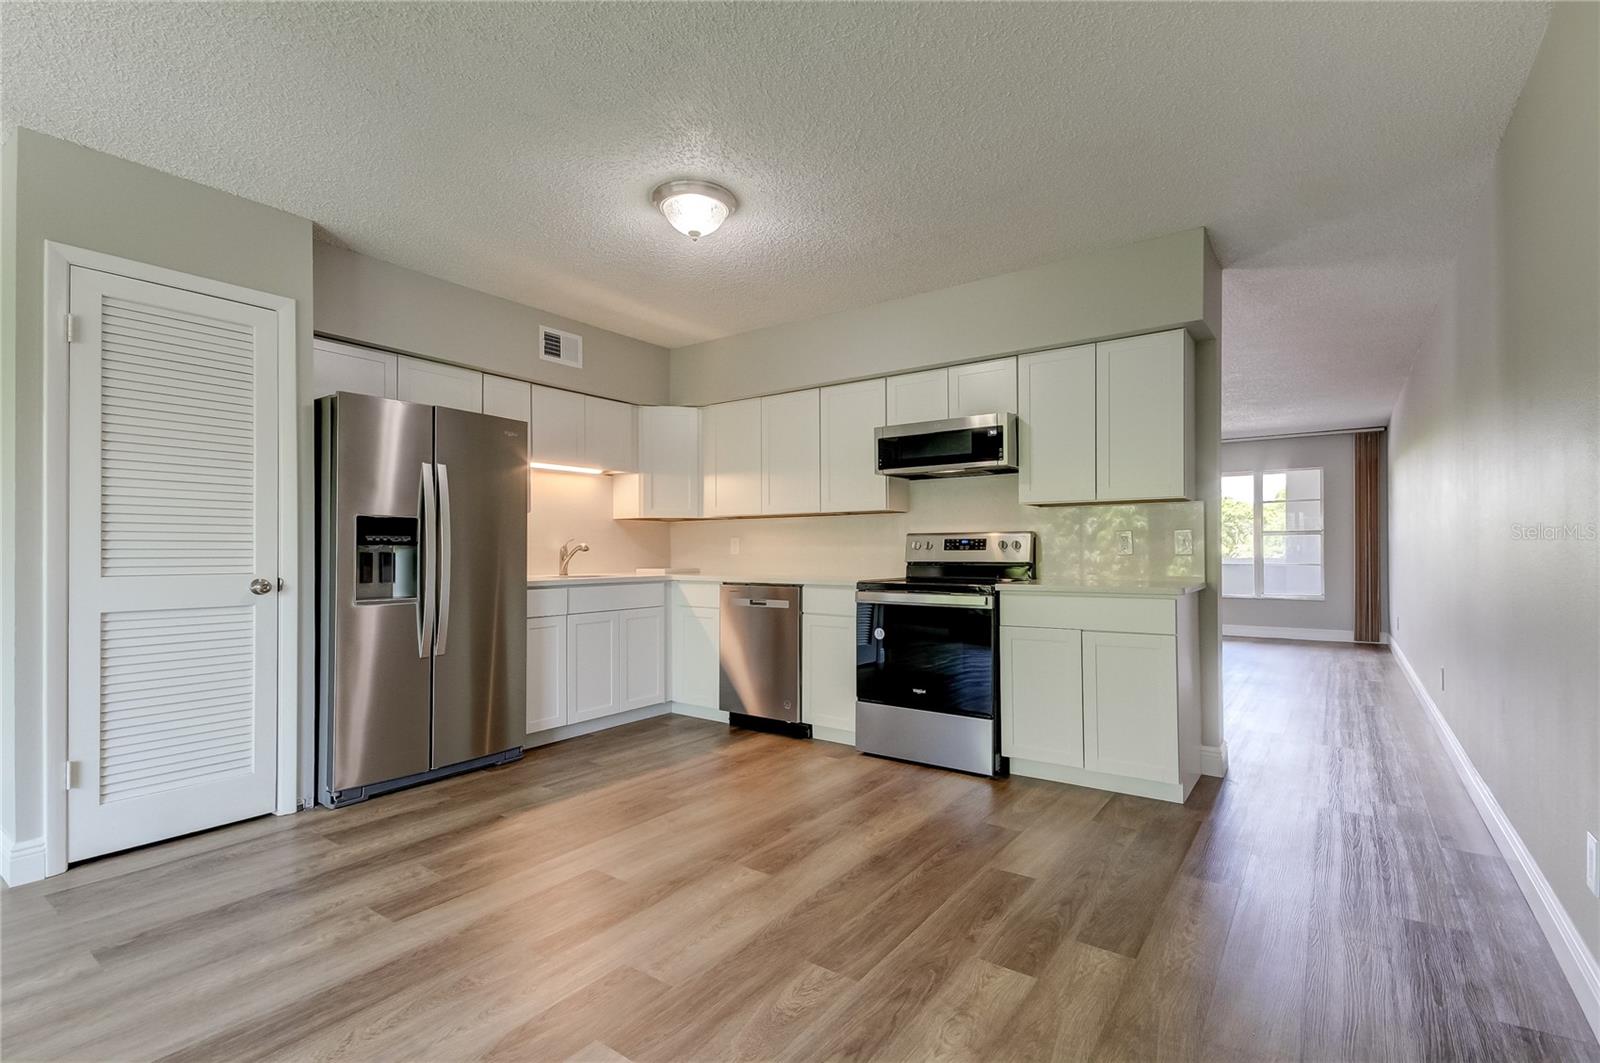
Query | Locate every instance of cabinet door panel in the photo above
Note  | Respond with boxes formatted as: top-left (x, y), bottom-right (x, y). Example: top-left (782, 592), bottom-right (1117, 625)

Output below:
top-left (311, 338), bottom-right (397, 399)
top-left (1095, 330), bottom-right (1193, 501)
top-left (820, 379), bottom-right (891, 513)
top-left (762, 390), bottom-right (821, 515)
top-left (483, 374), bottom-right (532, 423)
top-left (1082, 631), bottom-right (1178, 782)
top-left (949, 357), bottom-right (1018, 417)
top-left (531, 385), bottom-right (588, 467)
top-left (397, 355), bottom-right (482, 412)
top-left (670, 604), bottom-right (720, 709)
top-left (526, 616), bottom-right (567, 734)
top-left (635, 406), bottom-right (701, 518)
top-left (1018, 346), bottom-right (1096, 505)
top-left (567, 612), bottom-right (622, 722)
top-left (703, 398), bottom-right (763, 516)
top-left (621, 607), bottom-right (666, 710)
top-left (801, 613), bottom-right (856, 734)
top-left (585, 396), bottom-right (637, 473)
top-left (886, 369), bottom-right (949, 424)
top-left (1000, 626), bottom-right (1083, 766)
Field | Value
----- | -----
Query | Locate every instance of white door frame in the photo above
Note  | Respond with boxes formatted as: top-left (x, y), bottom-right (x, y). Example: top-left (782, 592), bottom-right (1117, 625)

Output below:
top-left (42, 241), bottom-right (299, 877)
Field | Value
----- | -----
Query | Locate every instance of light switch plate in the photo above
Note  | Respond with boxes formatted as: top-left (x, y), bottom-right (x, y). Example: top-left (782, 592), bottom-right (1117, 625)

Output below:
top-left (1587, 832), bottom-right (1597, 897)
top-left (729, 537), bottom-right (741, 556)
top-left (1116, 531), bottom-right (1134, 556)
top-left (1174, 529), bottom-right (1193, 556)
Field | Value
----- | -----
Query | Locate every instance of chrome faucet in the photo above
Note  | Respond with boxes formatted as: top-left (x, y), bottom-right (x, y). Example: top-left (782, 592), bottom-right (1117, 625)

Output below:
top-left (558, 538), bottom-right (590, 576)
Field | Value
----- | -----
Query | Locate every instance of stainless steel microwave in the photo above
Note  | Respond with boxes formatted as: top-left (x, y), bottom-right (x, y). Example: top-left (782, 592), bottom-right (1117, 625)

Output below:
top-left (874, 412), bottom-right (1019, 478)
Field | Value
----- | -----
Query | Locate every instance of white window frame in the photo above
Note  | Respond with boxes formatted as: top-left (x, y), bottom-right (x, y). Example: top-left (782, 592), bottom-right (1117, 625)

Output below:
top-left (1220, 467), bottom-right (1325, 602)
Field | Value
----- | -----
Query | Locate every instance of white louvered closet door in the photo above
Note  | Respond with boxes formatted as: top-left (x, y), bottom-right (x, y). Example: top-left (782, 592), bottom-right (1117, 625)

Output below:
top-left (67, 266), bottom-right (280, 862)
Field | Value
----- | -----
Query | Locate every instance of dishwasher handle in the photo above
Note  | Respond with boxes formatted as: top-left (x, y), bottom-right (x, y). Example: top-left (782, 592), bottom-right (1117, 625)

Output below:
top-left (730, 597), bottom-right (791, 609)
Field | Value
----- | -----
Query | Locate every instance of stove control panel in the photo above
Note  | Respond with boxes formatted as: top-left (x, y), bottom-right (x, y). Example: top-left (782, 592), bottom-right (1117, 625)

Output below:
top-left (905, 531), bottom-right (1035, 563)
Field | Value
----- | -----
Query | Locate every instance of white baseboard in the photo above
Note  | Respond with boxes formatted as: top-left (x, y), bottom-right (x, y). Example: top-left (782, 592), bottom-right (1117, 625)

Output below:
top-left (1, 832), bottom-right (47, 887)
top-left (1200, 742), bottom-right (1229, 778)
top-left (523, 703), bottom-right (670, 749)
top-left (1392, 641), bottom-right (1600, 1041)
top-left (668, 701), bottom-right (724, 724)
top-left (1224, 624), bottom-right (1389, 645)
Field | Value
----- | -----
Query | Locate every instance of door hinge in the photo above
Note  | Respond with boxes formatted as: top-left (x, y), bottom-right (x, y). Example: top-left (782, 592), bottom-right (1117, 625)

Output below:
top-left (65, 760), bottom-right (79, 790)
top-left (64, 314), bottom-right (78, 343)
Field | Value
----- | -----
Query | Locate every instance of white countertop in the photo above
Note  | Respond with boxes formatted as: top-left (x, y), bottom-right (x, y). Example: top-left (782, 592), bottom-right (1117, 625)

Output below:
top-left (1000, 580), bottom-right (1205, 597)
top-left (529, 572), bottom-right (1203, 596)
top-left (526, 572), bottom-right (858, 589)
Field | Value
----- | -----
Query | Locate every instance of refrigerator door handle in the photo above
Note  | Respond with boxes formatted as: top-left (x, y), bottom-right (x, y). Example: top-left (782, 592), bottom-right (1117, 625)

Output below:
top-left (436, 463), bottom-right (452, 656)
top-left (419, 462), bottom-right (436, 658)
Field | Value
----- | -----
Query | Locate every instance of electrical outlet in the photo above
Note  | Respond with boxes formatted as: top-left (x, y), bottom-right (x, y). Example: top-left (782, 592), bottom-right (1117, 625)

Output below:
top-left (1174, 529), bottom-right (1193, 556)
top-left (1115, 531), bottom-right (1134, 556)
top-left (729, 537), bottom-right (741, 556)
top-left (1587, 833), bottom-right (1597, 897)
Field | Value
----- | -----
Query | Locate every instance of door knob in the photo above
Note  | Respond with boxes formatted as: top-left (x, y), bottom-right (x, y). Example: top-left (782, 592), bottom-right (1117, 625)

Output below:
top-left (250, 578), bottom-right (274, 596)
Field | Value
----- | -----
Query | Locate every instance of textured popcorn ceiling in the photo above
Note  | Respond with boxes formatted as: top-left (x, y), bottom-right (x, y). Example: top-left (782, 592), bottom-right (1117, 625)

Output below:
top-left (1, 2), bottom-right (1548, 435)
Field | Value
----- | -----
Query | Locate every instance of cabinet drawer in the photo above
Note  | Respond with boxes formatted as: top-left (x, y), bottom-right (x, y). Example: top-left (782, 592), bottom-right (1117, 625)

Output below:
top-left (568, 581), bottom-right (666, 614)
top-left (1001, 594), bottom-right (1175, 635)
top-left (671, 581), bottom-right (722, 609)
top-left (526, 587), bottom-right (568, 618)
top-left (803, 585), bottom-right (856, 617)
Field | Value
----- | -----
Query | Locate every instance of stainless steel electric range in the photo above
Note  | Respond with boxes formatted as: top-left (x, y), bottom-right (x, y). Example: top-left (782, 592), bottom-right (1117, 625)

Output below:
top-left (855, 531), bottom-right (1037, 777)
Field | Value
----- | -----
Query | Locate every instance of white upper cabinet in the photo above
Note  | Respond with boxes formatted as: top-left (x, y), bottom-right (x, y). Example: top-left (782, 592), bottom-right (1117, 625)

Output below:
top-left (761, 390), bottom-right (821, 515)
top-left (311, 338), bottom-right (398, 400)
top-left (397, 355), bottom-right (482, 412)
top-left (1018, 346), bottom-right (1096, 505)
top-left (886, 369), bottom-right (950, 425)
top-left (1096, 329), bottom-right (1193, 501)
top-left (615, 406), bottom-right (701, 519)
top-left (584, 396), bottom-right (637, 473)
top-left (702, 397), bottom-right (763, 517)
top-left (820, 379), bottom-right (907, 514)
top-left (530, 387), bottom-right (638, 472)
top-left (482, 374), bottom-right (532, 424)
top-left (530, 385), bottom-right (587, 466)
top-left (948, 357), bottom-right (1018, 417)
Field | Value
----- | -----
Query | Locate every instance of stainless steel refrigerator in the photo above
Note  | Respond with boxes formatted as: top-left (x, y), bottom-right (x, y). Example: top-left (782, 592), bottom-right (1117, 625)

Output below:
top-left (316, 392), bottom-right (527, 807)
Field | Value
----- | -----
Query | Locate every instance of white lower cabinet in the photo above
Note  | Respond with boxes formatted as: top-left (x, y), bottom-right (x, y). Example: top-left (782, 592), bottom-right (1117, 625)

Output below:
top-left (998, 590), bottom-right (1199, 801)
top-left (620, 607), bottom-right (666, 710)
top-left (670, 602), bottom-right (720, 709)
top-left (801, 612), bottom-right (856, 736)
top-left (567, 611), bottom-right (623, 723)
top-left (999, 626), bottom-right (1083, 768)
top-left (1082, 631), bottom-right (1180, 783)
top-left (525, 616), bottom-right (567, 733)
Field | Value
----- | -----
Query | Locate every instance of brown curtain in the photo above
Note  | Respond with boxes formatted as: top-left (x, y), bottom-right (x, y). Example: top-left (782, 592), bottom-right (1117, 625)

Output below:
top-left (1354, 430), bottom-right (1384, 643)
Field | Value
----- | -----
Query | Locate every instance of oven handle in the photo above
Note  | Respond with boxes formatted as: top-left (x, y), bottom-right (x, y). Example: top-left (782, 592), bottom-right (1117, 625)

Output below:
top-left (856, 591), bottom-right (993, 610)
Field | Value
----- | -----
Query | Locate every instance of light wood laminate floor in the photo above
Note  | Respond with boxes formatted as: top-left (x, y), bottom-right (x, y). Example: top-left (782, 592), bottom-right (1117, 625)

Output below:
top-left (3, 639), bottom-right (1596, 1061)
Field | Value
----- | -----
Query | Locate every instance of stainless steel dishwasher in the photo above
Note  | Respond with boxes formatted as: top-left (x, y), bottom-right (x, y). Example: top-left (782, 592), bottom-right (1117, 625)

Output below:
top-left (719, 583), bottom-right (809, 738)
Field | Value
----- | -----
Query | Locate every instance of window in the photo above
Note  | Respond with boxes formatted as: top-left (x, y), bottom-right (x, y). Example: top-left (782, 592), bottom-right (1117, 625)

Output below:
top-left (1220, 468), bottom-right (1324, 599)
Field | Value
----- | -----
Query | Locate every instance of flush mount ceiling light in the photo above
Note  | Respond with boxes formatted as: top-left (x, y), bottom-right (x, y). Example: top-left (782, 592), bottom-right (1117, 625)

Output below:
top-left (651, 179), bottom-right (737, 241)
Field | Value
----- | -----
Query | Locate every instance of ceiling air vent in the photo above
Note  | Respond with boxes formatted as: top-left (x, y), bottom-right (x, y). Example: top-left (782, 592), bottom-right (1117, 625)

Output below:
top-left (539, 326), bottom-right (583, 369)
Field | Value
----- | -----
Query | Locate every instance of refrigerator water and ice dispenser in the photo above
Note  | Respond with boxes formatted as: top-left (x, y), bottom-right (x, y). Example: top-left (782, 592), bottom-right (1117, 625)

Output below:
top-left (354, 515), bottom-right (418, 602)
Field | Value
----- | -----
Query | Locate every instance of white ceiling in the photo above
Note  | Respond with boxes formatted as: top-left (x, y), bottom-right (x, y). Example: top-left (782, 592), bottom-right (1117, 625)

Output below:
top-left (1, 2), bottom-right (1548, 436)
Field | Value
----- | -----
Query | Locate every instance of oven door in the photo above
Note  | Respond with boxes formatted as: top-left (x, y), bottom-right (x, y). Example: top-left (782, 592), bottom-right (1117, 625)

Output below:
top-left (855, 589), bottom-right (997, 718)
